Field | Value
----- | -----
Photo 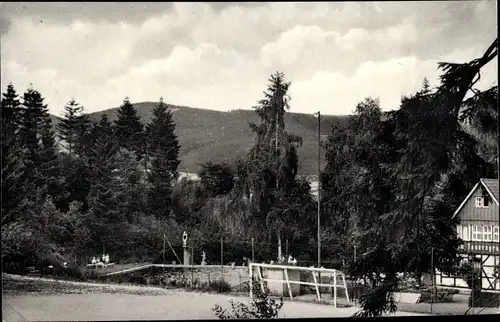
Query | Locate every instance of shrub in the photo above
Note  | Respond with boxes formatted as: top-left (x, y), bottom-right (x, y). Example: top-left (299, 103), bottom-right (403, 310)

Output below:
top-left (458, 261), bottom-right (481, 289)
top-left (59, 264), bottom-right (84, 280)
top-left (212, 278), bottom-right (283, 319)
top-left (209, 279), bottom-right (232, 293)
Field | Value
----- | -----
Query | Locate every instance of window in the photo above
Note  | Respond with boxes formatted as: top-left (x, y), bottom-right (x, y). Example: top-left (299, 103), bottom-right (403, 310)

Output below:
top-left (476, 197), bottom-right (483, 208)
top-left (484, 226), bottom-right (492, 241)
top-left (457, 225), bottom-right (462, 239)
top-left (474, 196), bottom-right (490, 208)
top-left (472, 225), bottom-right (484, 241)
top-left (462, 225), bottom-right (469, 240)
top-left (475, 197), bottom-right (484, 208)
top-left (495, 226), bottom-right (499, 242)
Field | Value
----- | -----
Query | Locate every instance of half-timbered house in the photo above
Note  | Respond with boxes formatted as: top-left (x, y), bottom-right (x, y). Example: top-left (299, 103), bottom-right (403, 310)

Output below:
top-left (436, 178), bottom-right (499, 291)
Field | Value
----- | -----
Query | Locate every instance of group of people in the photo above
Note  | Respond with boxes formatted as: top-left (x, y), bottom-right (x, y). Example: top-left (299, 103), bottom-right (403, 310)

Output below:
top-left (270, 255), bottom-right (298, 265)
top-left (90, 254), bottom-right (110, 265)
top-left (241, 255), bottom-right (298, 266)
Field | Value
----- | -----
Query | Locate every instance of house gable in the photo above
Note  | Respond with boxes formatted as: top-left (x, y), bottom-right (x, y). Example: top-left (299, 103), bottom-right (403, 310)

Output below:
top-left (453, 179), bottom-right (499, 222)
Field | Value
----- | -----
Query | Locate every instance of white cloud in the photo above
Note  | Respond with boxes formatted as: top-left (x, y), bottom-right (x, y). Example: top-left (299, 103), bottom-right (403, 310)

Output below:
top-left (0, 2), bottom-right (497, 117)
top-left (291, 56), bottom-right (440, 115)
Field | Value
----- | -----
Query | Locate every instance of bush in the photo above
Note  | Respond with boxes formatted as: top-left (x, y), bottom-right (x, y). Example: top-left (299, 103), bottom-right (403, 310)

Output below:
top-left (209, 279), bottom-right (232, 293)
top-left (458, 261), bottom-right (481, 289)
top-left (212, 278), bottom-right (283, 319)
top-left (59, 264), bottom-right (84, 280)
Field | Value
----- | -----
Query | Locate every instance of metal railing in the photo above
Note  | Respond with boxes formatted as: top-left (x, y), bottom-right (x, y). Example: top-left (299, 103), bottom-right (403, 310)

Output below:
top-left (249, 263), bottom-right (349, 307)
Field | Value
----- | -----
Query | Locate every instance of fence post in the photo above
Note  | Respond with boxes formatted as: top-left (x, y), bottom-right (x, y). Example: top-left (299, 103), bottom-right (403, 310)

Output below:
top-left (163, 234), bottom-right (166, 274)
top-left (249, 264), bottom-right (253, 298)
top-left (285, 239), bottom-right (289, 263)
top-left (221, 236), bottom-right (224, 288)
top-left (354, 245), bottom-right (357, 304)
top-left (191, 246), bottom-right (194, 287)
top-left (431, 247), bottom-right (434, 314)
top-left (471, 277), bottom-right (475, 315)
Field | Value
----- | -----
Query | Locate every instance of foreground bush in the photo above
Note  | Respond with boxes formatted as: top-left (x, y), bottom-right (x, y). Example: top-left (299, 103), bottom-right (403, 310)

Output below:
top-left (212, 278), bottom-right (283, 319)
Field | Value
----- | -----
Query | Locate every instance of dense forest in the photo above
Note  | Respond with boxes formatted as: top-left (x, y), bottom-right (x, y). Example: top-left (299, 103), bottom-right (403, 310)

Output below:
top-left (1, 38), bottom-right (497, 316)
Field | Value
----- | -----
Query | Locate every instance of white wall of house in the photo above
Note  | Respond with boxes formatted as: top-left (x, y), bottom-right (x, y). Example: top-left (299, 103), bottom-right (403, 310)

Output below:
top-left (435, 255), bottom-right (500, 291)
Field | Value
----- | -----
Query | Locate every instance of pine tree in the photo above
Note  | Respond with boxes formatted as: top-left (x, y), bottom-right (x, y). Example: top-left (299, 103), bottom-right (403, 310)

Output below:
top-left (19, 87), bottom-right (63, 207)
top-left (1, 84), bottom-right (22, 139)
top-left (57, 99), bottom-right (84, 155)
top-left (421, 77), bottom-right (431, 94)
top-left (243, 72), bottom-right (304, 242)
top-left (114, 97), bottom-right (143, 157)
top-left (19, 87), bottom-right (51, 157)
top-left (85, 132), bottom-right (126, 255)
top-left (146, 98), bottom-right (181, 219)
top-left (71, 111), bottom-right (93, 159)
top-left (114, 148), bottom-right (146, 224)
top-left (1, 84), bottom-right (24, 223)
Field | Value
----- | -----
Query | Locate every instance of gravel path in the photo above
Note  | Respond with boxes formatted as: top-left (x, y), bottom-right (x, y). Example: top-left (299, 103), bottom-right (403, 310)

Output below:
top-left (1, 274), bottom-right (426, 321)
top-left (3, 293), bottom-right (425, 321)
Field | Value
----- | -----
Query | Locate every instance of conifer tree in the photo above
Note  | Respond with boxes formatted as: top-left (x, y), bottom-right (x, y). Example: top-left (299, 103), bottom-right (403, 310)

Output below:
top-left (19, 87), bottom-right (63, 208)
top-left (114, 97), bottom-right (143, 157)
top-left (1, 84), bottom-right (23, 221)
top-left (57, 99), bottom-right (85, 155)
top-left (242, 72), bottom-right (304, 242)
top-left (1, 84), bottom-right (22, 139)
top-left (85, 128), bottom-right (124, 253)
top-left (146, 98), bottom-right (180, 219)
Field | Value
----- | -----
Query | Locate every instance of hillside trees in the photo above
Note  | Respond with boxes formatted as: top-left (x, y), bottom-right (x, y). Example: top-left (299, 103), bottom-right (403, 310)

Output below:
top-left (146, 98), bottom-right (181, 219)
top-left (2, 85), bottom-right (67, 271)
top-left (199, 162), bottom-right (235, 197)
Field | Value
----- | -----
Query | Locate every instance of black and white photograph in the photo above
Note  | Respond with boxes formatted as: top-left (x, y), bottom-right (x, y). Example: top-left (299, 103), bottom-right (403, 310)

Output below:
top-left (1, 1), bottom-right (499, 320)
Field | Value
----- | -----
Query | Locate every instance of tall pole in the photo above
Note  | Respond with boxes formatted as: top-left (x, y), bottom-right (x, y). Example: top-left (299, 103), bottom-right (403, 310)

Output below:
top-left (317, 111), bottom-right (322, 294)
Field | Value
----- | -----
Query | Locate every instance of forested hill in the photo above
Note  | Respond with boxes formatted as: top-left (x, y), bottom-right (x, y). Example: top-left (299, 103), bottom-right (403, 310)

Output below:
top-left (50, 102), bottom-right (348, 175)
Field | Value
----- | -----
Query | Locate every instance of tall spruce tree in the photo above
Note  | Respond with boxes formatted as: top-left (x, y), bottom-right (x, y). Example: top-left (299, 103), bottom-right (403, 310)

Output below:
top-left (19, 87), bottom-right (63, 207)
top-left (57, 99), bottom-right (85, 155)
top-left (85, 132), bottom-right (125, 255)
top-left (146, 98), bottom-right (180, 219)
top-left (114, 97), bottom-right (143, 157)
top-left (1, 84), bottom-right (22, 137)
top-left (241, 71), bottom-right (307, 246)
top-left (1, 84), bottom-right (29, 224)
top-left (1, 84), bottom-right (22, 176)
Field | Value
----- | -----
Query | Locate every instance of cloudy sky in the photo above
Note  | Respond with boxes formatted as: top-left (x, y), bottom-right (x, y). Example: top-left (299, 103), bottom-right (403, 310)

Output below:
top-left (1, 2), bottom-right (497, 116)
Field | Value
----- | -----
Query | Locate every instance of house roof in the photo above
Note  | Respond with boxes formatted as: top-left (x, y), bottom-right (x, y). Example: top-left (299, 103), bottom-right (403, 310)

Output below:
top-left (452, 178), bottom-right (499, 218)
top-left (481, 178), bottom-right (499, 201)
